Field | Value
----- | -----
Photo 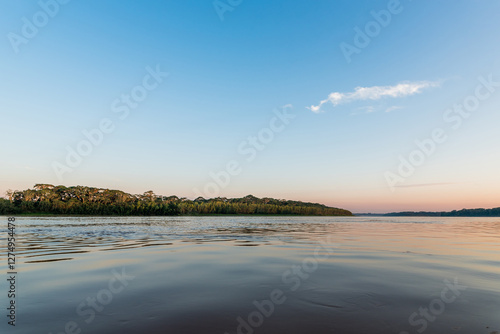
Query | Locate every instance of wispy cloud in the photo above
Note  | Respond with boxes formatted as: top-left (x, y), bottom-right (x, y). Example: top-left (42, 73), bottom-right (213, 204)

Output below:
top-left (385, 106), bottom-right (403, 113)
top-left (350, 105), bottom-right (375, 116)
top-left (395, 182), bottom-right (454, 188)
top-left (308, 81), bottom-right (440, 113)
top-left (359, 106), bottom-right (375, 113)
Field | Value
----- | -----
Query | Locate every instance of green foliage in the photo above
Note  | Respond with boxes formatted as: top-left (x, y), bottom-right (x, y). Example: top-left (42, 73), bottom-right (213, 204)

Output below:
top-left (0, 185), bottom-right (352, 216)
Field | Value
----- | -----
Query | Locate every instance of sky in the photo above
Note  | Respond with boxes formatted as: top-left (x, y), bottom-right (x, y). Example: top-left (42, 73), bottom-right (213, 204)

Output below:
top-left (1, 0), bottom-right (500, 213)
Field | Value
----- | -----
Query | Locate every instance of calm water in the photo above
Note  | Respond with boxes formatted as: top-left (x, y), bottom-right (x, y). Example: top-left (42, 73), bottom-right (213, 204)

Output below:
top-left (1, 216), bottom-right (499, 334)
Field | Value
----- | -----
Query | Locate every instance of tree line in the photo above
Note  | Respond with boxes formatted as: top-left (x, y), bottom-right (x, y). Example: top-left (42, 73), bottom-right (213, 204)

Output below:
top-left (385, 207), bottom-right (500, 217)
top-left (0, 184), bottom-right (353, 216)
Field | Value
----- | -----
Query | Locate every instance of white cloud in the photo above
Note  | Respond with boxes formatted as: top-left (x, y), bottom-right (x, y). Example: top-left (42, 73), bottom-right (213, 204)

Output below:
top-left (395, 182), bottom-right (454, 188)
top-left (308, 81), bottom-right (440, 113)
top-left (350, 105), bottom-right (404, 116)
top-left (355, 106), bottom-right (375, 114)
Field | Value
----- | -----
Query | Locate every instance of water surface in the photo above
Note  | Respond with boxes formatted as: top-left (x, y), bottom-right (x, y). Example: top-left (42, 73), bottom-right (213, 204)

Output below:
top-left (1, 216), bottom-right (499, 334)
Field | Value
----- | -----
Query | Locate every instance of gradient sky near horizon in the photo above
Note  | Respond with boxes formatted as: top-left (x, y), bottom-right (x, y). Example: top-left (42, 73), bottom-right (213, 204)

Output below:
top-left (1, 0), bottom-right (500, 213)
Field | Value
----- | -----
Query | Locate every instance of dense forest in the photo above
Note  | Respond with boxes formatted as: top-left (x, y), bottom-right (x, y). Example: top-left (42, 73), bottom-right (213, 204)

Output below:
top-left (0, 184), bottom-right (352, 216)
top-left (385, 208), bottom-right (500, 217)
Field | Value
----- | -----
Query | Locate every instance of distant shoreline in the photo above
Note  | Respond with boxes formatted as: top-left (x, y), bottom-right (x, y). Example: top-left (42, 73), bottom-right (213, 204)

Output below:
top-left (358, 208), bottom-right (500, 217)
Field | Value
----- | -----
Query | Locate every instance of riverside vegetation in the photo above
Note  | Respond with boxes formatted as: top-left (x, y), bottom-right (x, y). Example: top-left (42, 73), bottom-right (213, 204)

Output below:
top-left (385, 208), bottom-right (500, 217)
top-left (0, 184), bottom-right (352, 216)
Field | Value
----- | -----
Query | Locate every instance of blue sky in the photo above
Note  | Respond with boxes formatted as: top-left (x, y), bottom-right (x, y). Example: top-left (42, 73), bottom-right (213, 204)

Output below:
top-left (1, 0), bottom-right (500, 212)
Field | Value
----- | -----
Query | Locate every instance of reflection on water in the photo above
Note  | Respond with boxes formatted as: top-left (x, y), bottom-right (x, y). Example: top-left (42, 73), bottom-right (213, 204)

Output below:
top-left (0, 216), bottom-right (499, 334)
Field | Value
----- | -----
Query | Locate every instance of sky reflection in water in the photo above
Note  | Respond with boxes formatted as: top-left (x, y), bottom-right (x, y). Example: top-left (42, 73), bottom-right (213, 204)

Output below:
top-left (1, 216), bottom-right (499, 334)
